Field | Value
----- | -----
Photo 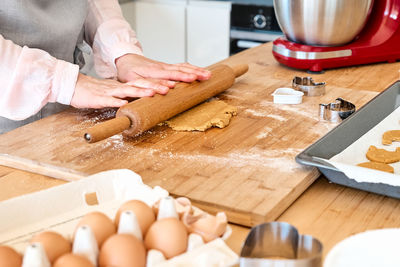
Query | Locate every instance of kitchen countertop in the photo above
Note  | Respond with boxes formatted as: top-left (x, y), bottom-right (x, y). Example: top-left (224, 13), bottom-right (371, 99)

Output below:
top-left (2, 42), bottom-right (400, 260)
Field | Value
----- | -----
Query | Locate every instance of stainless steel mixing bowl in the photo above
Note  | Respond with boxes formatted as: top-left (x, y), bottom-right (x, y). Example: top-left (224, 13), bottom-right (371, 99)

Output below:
top-left (274, 0), bottom-right (374, 46)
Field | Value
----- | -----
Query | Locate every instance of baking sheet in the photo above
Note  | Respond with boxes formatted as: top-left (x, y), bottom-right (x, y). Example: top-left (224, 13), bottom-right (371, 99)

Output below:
top-left (296, 81), bottom-right (400, 198)
top-left (327, 105), bottom-right (400, 186)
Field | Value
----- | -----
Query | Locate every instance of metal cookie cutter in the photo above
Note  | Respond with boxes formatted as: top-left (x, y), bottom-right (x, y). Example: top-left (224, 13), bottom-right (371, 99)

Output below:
top-left (319, 98), bottom-right (356, 123)
top-left (292, 76), bottom-right (326, 96)
top-left (240, 222), bottom-right (323, 267)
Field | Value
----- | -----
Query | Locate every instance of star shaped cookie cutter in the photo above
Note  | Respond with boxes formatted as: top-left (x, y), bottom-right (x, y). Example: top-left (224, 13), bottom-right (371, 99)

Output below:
top-left (240, 222), bottom-right (323, 267)
top-left (319, 98), bottom-right (356, 123)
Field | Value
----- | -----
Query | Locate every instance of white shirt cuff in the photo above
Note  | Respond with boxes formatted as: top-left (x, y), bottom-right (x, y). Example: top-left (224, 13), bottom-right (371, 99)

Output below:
top-left (110, 42), bottom-right (144, 67)
top-left (51, 60), bottom-right (79, 105)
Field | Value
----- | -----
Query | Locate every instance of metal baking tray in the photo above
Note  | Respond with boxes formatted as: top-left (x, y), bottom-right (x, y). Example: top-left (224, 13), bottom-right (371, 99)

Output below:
top-left (296, 80), bottom-right (400, 199)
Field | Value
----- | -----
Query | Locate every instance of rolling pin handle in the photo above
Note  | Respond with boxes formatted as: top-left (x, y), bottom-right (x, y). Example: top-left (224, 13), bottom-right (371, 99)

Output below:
top-left (84, 133), bottom-right (92, 142)
top-left (84, 116), bottom-right (131, 143)
top-left (232, 64), bottom-right (249, 78)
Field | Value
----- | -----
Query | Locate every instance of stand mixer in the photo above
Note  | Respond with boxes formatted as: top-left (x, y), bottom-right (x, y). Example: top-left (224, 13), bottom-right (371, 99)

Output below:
top-left (272, 0), bottom-right (400, 72)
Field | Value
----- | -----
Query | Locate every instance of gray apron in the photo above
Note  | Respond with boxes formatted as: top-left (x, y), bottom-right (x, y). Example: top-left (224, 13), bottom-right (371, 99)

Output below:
top-left (0, 0), bottom-right (89, 134)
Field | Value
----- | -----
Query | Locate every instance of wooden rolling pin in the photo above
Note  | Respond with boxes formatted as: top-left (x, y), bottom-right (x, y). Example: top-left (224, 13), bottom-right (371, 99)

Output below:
top-left (84, 64), bottom-right (248, 143)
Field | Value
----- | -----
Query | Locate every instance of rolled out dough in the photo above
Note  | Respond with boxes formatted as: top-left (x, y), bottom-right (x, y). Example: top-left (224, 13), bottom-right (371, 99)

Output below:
top-left (164, 100), bottom-right (237, 131)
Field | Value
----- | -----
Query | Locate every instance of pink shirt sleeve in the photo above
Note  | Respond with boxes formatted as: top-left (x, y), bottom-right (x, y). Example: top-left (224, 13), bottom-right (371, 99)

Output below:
top-left (0, 0), bottom-right (141, 120)
top-left (0, 35), bottom-right (79, 120)
top-left (86, 0), bottom-right (143, 79)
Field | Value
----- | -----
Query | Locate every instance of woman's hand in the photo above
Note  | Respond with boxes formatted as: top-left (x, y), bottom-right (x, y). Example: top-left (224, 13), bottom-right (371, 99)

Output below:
top-left (71, 55), bottom-right (212, 109)
top-left (115, 54), bottom-right (212, 85)
top-left (70, 73), bottom-right (169, 109)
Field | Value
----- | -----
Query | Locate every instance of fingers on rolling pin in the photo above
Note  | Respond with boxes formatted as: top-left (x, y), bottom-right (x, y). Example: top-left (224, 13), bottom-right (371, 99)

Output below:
top-left (84, 116), bottom-right (131, 143)
top-left (116, 64), bottom-right (247, 137)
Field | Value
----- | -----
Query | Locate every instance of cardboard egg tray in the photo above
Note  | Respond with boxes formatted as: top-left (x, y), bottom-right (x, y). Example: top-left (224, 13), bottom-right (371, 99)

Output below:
top-left (0, 169), bottom-right (237, 266)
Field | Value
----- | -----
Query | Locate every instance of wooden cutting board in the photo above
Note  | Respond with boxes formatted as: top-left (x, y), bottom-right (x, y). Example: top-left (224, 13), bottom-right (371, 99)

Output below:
top-left (1, 43), bottom-right (397, 227)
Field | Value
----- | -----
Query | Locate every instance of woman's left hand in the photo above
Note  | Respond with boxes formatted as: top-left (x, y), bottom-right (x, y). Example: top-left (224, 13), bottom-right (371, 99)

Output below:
top-left (115, 54), bottom-right (212, 91)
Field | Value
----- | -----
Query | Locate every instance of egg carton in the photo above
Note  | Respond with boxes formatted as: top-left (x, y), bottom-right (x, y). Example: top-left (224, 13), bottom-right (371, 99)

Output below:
top-left (0, 169), bottom-right (237, 266)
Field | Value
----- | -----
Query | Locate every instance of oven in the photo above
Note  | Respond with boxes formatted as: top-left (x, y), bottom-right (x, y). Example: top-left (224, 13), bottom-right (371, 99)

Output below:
top-left (230, 1), bottom-right (282, 54)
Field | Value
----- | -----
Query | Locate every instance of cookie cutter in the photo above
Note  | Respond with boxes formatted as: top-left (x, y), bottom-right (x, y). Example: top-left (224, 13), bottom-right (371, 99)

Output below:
top-left (292, 77), bottom-right (326, 96)
top-left (240, 222), bottom-right (323, 267)
top-left (319, 98), bottom-right (356, 123)
top-left (272, 88), bottom-right (304, 104)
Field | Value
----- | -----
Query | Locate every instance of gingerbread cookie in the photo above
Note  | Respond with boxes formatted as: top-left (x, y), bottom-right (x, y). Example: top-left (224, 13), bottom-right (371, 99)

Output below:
top-left (357, 161), bottom-right (394, 173)
top-left (382, 130), bottom-right (400, 145)
top-left (366, 145), bottom-right (400, 163)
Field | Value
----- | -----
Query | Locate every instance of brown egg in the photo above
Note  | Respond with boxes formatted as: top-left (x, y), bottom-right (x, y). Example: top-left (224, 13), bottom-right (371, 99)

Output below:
top-left (144, 218), bottom-right (188, 259)
top-left (53, 253), bottom-right (94, 267)
top-left (99, 234), bottom-right (146, 267)
top-left (0, 245), bottom-right (22, 267)
top-left (115, 200), bottom-right (155, 235)
top-left (30, 231), bottom-right (71, 263)
top-left (76, 211), bottom-right (116, 247)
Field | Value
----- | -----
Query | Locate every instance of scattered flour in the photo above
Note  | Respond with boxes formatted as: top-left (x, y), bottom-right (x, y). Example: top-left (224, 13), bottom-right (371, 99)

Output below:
top-left (101, 134), bottom-right (129, 152)
top-left (76, 108), bottom-right (117, 123)
top-left (244, 109), bottom-right (269, 117)
top-left (126, 146), bottom-right (304, 174)
top-left (245, 109), bottom-right (288, 122)
top-left (277, 104), bottom-right (319, 121)
top-left (267, 114), bottom-right (288, 122)
top-left (256, 126), bottom-right (273, 139)
top-left (260, 100), bottom-right (319, 121)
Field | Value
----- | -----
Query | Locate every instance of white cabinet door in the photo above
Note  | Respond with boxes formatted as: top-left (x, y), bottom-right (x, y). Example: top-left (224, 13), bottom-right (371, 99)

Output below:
top-left (134, 0), bottom-right (186, 64)
top-left (187, 1), bottom-right (231, 67)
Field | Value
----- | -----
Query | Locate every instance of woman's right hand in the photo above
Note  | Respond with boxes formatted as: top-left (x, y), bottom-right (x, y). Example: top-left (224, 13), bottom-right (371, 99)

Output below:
top-left (70, 73), bottom-right (171, 109)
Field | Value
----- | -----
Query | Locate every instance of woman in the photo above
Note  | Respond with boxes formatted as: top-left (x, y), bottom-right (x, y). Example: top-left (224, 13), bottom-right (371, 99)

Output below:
top-left (0, 0), bottom-right (211, 134)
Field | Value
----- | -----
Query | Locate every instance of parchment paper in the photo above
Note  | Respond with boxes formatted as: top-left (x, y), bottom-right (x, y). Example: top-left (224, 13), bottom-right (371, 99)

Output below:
top-left (324, 106), bottom-right (400, 186)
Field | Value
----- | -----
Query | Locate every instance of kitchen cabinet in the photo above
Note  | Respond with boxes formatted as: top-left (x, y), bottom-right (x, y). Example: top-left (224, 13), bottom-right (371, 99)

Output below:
top-left (121, 0), bottom-right (231, 67)
top-left (130, 0), bottom-right (186, 64)
top-left (187, 1), bottom-right (231, 67)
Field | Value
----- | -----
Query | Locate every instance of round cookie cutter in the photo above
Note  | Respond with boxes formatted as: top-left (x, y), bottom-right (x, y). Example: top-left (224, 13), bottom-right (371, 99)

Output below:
top-left (240, 222), bottom-right (323, 267)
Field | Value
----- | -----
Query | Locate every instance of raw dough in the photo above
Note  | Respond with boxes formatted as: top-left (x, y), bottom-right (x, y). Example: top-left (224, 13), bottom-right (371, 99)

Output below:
top-left (357, 161), bottom-right (394, 173)
top-left (164, 100), bottom-right (237, 131)
top-left (382, 130), bottom-right (400, 145)
top-left (365, 145), bottom-right (400, 163)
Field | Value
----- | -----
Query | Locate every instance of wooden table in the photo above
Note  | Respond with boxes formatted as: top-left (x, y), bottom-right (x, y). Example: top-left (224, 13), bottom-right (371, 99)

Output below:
top-left (2, 43), bottom-right (400, 260)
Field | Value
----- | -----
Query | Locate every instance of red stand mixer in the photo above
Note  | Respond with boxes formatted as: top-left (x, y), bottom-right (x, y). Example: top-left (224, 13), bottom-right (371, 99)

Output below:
top-left (272, 0), bottom-right (400, 72)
